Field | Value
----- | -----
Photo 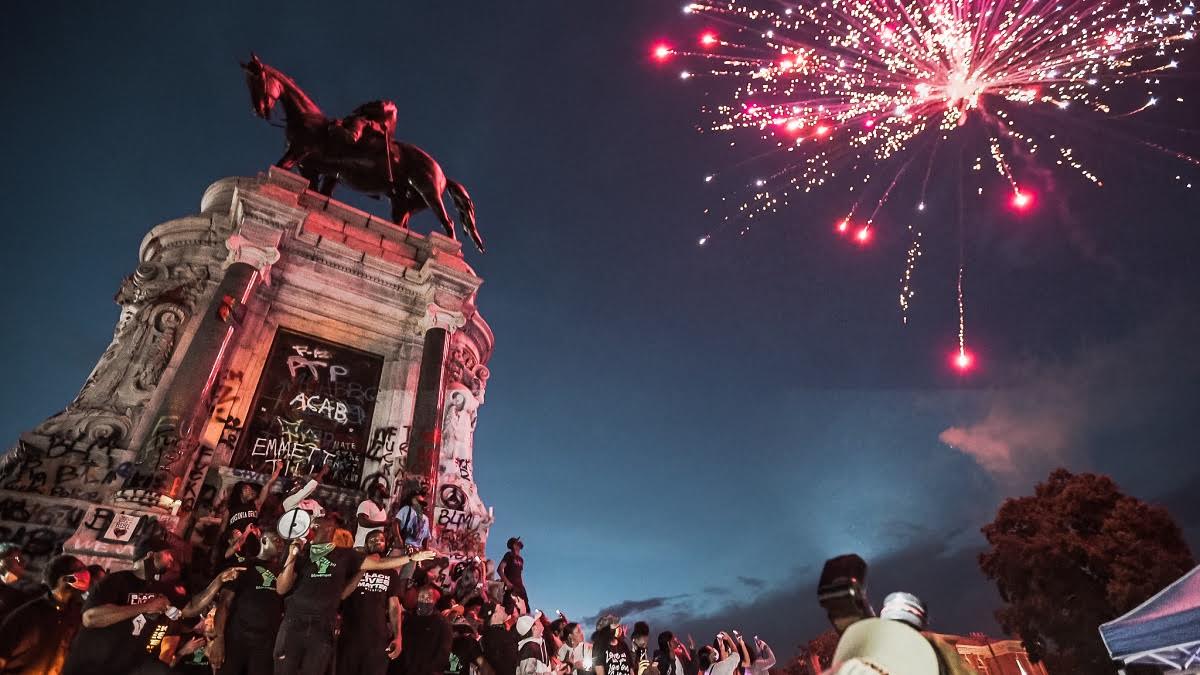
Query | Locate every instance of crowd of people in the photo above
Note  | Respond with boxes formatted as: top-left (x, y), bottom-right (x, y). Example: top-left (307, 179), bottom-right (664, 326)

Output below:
top-left (0, 472), bottom-right (777, 675)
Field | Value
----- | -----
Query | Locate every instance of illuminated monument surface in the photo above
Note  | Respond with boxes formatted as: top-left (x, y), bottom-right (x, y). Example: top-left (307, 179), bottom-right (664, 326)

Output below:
top-left (0, 167), bottom-right (494, 570)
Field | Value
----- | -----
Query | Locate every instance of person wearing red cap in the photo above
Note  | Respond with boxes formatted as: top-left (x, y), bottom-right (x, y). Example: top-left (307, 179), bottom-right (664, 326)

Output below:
top-left (0, 554), bottom-right (91, 674)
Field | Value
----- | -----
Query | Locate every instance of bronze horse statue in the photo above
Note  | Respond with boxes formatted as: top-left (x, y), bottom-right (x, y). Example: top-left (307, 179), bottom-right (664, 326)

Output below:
top-left (241, 54), bottom-right (485, 253)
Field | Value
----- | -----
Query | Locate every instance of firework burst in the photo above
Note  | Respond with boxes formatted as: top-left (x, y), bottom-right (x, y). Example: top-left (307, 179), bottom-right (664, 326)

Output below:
top-left (658, 0), bottom-right (1196, 371)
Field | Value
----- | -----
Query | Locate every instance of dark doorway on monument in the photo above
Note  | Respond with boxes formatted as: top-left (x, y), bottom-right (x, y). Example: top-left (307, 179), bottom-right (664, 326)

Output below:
top-left (232, 328), bottom-right (385, 490)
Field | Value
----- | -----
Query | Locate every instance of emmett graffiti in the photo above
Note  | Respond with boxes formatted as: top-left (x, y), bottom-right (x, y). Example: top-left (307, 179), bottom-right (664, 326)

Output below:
top-left (234, 329), bottom-right (383, 489)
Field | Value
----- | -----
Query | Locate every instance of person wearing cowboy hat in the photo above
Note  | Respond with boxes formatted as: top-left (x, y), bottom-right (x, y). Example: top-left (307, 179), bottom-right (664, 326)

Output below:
top-left (497, 537), bottom-right (529, 609)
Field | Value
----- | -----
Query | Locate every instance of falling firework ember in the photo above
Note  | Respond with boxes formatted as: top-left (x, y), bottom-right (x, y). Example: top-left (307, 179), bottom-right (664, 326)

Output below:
top-left (657, 0), bottom-right (1197, 370)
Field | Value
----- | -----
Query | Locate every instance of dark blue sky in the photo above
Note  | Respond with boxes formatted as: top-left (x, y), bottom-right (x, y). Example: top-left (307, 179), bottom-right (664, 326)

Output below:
top-left (3, 1), bottom-right (1199, 649)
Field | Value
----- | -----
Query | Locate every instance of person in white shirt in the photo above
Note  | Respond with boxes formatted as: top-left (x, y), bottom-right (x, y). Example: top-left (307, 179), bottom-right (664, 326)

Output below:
top-left (558, 622), bottom-right (593, 675)
top-left (748, 637), bottom-right (775, 675)
top-left (698, 633), bottom-right (741, 675)
top-left (354, 480), bottom-right (390, 548)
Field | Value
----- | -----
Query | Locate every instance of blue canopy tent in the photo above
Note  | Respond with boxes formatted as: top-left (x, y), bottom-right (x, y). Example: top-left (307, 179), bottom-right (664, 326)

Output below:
top-left (1100, 566), bottom-right (1200, 672)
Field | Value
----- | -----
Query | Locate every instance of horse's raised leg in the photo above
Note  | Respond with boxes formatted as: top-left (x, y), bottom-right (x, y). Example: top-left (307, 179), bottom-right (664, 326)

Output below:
top-left (408, 176), bottom-right (457, 241)
top-left (299, 166), bottom-right (321, 191)
top-left (318, 174), bottom-right (339, 197)
top-left (276, 146), bottom-right (305, 170)
top-left (389, 194), bottom-right (412, 229)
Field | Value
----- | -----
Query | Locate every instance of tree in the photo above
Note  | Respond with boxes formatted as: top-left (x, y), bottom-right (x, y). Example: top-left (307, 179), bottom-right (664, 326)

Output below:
top-left (979, 469), bottom-right (1195, 674)
top-left (783, 630), bottom-right (839, 675)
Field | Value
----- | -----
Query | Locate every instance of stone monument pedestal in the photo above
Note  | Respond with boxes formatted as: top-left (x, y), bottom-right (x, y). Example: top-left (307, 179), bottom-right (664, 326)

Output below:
top-left (0, 168), bottom-right (494, 572)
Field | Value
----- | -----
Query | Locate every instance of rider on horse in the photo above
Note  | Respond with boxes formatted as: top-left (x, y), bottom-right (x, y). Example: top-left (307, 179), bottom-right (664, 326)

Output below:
top-left (334, 99), bottom-right (398, 146)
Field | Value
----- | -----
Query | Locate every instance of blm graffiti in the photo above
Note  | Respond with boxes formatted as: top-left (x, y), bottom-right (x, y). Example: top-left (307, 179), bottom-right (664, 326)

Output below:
top-left (234, 329), bottom-right (383, 489)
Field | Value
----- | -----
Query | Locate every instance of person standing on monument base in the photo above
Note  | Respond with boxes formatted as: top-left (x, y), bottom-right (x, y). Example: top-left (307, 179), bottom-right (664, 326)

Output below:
top-left (337, 529), bottom-right (404, 675)
top-left (356, 479), bottom-right (392, 549)
top-left (0, 554), bottom-right (91, 674)
top-left (61, 538), bottom-right (242, 675)
top-left (395, 490), bottom-right (432, 553)
top-left (273, 514), bottom-right (433, 675)
top-left (207, 530), bottom-right (288, 675)
top-left (498, 537), bottom-right (528, 609)
top-left (222, 463), bottom-right (283, 556)
top-left (0, 544), bottom-right (32, 620)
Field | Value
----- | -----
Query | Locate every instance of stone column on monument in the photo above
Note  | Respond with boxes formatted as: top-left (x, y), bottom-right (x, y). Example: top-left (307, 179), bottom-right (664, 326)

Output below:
top-left (122, 225), bottom-right (280, 508)
top-left (407, 304), bottom-right (467, 538)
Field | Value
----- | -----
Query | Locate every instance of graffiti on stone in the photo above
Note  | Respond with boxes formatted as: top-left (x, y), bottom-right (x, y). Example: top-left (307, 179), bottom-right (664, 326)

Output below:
top-left (234, 329), bottom-right (383, 489)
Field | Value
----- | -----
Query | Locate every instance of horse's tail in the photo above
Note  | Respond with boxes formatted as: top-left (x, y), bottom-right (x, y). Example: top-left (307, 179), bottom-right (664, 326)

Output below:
top-left (446, 178), bottom-right (485, 253)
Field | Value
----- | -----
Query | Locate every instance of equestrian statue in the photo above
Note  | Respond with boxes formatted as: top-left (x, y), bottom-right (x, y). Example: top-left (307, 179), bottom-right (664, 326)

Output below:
top-left (240, 53), bottom-right (485, 253)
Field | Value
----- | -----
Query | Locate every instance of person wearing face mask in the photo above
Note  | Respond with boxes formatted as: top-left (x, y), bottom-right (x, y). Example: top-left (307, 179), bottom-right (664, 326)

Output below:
top-left (274, 515), bottom-right (432, 675)
top-left (208, 531), bottom-right (288, 675)
top-left (396, 586), bottom-right (452, 675)
top-left (0, 544), bottom-right (32, 620)
top-left (338, 530), bottom-right (405, 675)
top-left (0, 555), bottom-right (91, 674)
top-left (62, 538), bottom-right (243, 675)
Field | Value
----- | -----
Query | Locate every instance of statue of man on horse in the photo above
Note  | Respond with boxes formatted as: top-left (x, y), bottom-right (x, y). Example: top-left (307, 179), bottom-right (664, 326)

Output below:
top-left (240, 53), bottom-right (485, 253)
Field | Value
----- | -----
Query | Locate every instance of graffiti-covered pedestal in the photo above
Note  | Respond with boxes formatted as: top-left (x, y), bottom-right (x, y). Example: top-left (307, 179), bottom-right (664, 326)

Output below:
top-left (0, 168), bottom-right (494, 571)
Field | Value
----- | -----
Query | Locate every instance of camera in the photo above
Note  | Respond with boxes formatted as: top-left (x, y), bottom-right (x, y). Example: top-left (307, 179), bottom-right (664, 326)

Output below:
top-left (817, 554), bottom-right (875, 634)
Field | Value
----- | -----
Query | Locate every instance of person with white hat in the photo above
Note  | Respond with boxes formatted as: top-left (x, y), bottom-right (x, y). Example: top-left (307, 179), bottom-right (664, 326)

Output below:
top-left (517, 612), bottom-right (569, 675)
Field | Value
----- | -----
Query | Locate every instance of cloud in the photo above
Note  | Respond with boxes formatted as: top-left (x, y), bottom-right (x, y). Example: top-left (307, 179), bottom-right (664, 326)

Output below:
top-left (645, 532), bottom-right (999, 655)
top-left (585, 596), bottom-right (684, 623)
top-left (737, 576), bottom-right (767, 590)
top-left (939, 309), bottom-right (1200, 483)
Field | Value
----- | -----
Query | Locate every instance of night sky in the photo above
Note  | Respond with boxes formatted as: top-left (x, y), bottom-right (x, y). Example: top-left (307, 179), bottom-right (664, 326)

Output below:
top-left (3, 2), bottom-right (1199, 651)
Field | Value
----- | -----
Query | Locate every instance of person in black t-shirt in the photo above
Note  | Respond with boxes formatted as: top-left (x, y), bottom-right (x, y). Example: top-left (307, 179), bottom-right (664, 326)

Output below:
top-left (397, 587), bottom-right (452, 675)
top-left (592, 621), bottom-right (634, 675)
top-left (336, 529), bottom-right (404, 675)
top-left (222, 464), bottom-right (283, 560)
top-left (208, 531), bottom-right (287, 675)
top-left (274, 515), bottom-right (433, 675)
top-left (0, 554), bottom-right (91, 674)
top-left (446, 620), bottom-right (486, 675)
top-left (0, 544), bottom-right (32, 621)
top-left (62, 538), bottom-right (242, 675)
top-left (498, 537), bottom-right (528, 609)
top-left (70, 539), bottom-right (240, 674)
top-left (480, 601), bottom-right (518, 675)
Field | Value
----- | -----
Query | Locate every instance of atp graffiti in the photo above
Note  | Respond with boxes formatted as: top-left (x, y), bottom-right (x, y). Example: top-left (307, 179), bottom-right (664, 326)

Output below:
top-left (235, 329), bottom-right (383, 489)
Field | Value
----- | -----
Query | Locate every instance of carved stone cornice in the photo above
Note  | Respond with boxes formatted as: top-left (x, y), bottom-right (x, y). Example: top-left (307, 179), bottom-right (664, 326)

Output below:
top-left (226, 221), bottom-right (283, 277)
top-left (416, 303), bottom-right (467, 336)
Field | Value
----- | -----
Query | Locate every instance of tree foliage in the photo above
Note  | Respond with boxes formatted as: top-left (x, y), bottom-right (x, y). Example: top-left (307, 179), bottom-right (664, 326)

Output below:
top-left (979, 469), bottom-right (1195, 673)
top-left (782, 630), bottom-right (839, 675)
